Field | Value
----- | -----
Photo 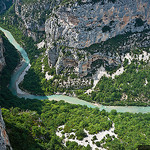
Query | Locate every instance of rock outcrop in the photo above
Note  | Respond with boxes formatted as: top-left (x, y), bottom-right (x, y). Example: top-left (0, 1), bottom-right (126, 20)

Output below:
top-left (0, 36), bottom-right (5, 72)
top-left (0, 108), bottom-right (12, 150)
top-left (14, 0), bottom-right (62, 41)
top-left (13, 0), bottom-right (150, 76)
top-left (45, 0), bottom-right (150, 49)
top-left (0, 36), bottom-right (12, 150)
top-left (45, 0), bottom-right (150, 75)
top-left (48, 45), bottom-right (60, 67)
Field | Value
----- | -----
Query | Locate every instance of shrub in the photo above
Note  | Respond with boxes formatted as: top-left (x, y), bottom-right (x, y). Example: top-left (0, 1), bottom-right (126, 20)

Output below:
top-left (102, 25), bottom-right (111, 32)
top-left (135, 18), bottom-right (144, 27)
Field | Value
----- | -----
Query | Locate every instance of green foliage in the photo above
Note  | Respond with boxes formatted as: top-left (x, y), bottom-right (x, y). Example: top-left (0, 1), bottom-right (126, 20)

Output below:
top-left (2, 100), bottom-right (111, 150)
top-left (2, 106), bottom-right (63, 150)
top-left (20, 55), bottom-right (58, 95)
top-left (2, 100), bottom-right (150, 150)
top-left (87, 59), bottom-right (103, 77)
top-left (95, 141), bottom-right (101, 147)
top-left (104, 112), bottom-right (150, 149)
top-left (0, 34), bottom-right (150, 150)
top-left (66, 141), bottom-right (90, 150)
top-left (0, 31), bottom-right (20, 87)
top-left (76, 129), bottom-right (87, 140)
top-left (83, 32), bottom-right (133, 54)
top-left (0, 8), bottom-right (46, 64)
top-left (135, 18), bottom-right (144, 27)
top-left (105, 64), bottom-right (121, 75)
top-left (123, 58), bottom-right (128, 67)
top-left (77, 51), bottom-right (85, 60)
top-left (20, 53), bottom-right (91, 95)
top-left (94, 76), bottom-right (122, 103)
top-left (0, 31), bottom-right (44, 113)
top-left (70, 73), bottom-right (78, 79)
top-left (92, 135), bottom-right (97, 141)
top-left (110, 109), bottom-right (117, 116)
top-left (64, 50), bottom-right (71, 57)
top-left (61, 106), bottom-right (111, 134)
top-left (77, 57), bottom-right (150, 106)
top-left (102, 25), bottom-right (111, 32)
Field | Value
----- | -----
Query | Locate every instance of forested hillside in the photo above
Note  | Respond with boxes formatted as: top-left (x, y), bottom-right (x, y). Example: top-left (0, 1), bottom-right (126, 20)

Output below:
top-left (0, 31), bottom-right (150, 150)
top-left (2, 100), bottom-right (150, 150)
top-left (0, 0), bottom-right (150, 149)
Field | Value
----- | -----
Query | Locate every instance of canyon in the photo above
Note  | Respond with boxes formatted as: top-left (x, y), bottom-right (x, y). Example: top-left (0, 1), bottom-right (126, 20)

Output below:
top-left (12, 0), bottom-right (150, 76)
top-left (0, 109), bottom-right (12, 150)
top-left (0, 36), bottom-right (5, 72)
top-left (0, 0), bottom-right (150, 149)
top-left (0, 34), bottom-right (12, 150)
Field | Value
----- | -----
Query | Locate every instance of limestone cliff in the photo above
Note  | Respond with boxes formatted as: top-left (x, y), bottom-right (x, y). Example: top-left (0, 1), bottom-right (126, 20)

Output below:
top-left (0, 36), bottom-right (12, 150)
top-left (0, 108), bottom-right (12, 150)
top-left (13, 0), bottom-right (150, 76)
top-left (14, 0), bottom-right (62, 41)
top-left (44, 0), bottom-right (150, 75)
top-left (0, 36), bottom-right (5, 72)
top-left (45, 0), bottom-right (150, 48)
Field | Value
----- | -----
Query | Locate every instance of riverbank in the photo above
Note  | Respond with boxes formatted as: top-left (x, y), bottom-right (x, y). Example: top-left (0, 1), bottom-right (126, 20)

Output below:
top-left (16, 63), bottom-right (31, 95)
top-left (1, 26), bottom-right (150, 113)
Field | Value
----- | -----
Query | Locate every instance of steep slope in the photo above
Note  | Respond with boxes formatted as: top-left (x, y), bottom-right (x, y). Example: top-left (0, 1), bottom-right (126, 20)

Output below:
top-left (2, 0), bottom-right (150, 105)
top-left (0, 109), bottom-right (12, 150)
top-left (0, 34), bottom-right (12, 150)
top-left (43, 0), bottom-right (150, 75)
top-left (14, 0), bottom-right (61, 41)
top-left (0, 31), bottom-right (23, 150)
top-left (0, 36), bottom-right (5, 72)
top-left (10, 0), bottom-right (150, 76)
top-left (45, 0), bottom-right (150, 48)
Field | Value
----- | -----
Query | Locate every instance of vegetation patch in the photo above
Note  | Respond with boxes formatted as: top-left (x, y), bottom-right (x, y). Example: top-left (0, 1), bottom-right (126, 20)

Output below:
top-left (0, 30), bottom-right (150, 150)
top-left (77, 57), bottom-right (150, 106)
top-left (135, 18), bottom-right (144, 27)
top-left (102, 25), bottom-right (111, 32)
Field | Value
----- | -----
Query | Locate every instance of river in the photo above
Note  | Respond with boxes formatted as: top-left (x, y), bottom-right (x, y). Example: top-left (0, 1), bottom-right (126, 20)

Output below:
top-left (0, 26), bottom-right (150, 113)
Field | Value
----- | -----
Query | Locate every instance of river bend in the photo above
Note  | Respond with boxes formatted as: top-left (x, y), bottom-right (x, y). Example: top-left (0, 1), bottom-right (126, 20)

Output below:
top-left (0, 27), bottom-right (150, 113)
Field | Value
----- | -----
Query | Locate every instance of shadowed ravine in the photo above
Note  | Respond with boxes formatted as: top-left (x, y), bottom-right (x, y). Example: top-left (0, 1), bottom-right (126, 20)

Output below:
top-left (0, 26), bottom-right (150, 113)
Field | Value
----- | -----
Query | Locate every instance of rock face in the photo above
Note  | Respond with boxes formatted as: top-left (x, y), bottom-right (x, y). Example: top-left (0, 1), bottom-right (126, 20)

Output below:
top-left (44, 0), bottom-right (150, 75)
top-left (48, 45), bottom-right (60, 67)
top-left (45, 0), bottom-right (150, 49)
top-left (14, 0), bottom-right (61, 40)
top-left (0, 108), bottom-right (12, 150)
top-left (0, 36), bottom-right (12, 150)
top-left (0, 36), bottom-right (5, 72)
top-left (13, 0), bottom-right (150, 76)
top-left (15, 0), bottom-right (49, 31)
top-left (14, 0), bottom-right (150, 47)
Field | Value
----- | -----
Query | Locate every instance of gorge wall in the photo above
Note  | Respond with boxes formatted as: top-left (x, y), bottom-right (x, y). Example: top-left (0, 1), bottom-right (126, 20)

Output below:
top-left (0, 36), bottom-right (5, 72)
top-left (12, 0), bottom-right (150, 76)
top-left (45, 0), bottom-right (150, 75)
top-left (0, 35), bottom-right (12, 150)
top-left (0, 109), bottom-right (12, 150)
top-left (45, 0), bottom-right (150, 48)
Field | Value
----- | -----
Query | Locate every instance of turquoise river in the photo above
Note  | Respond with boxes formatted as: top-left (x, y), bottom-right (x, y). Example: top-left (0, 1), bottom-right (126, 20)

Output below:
top-left (0, 26), bottom-right (150, 113)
